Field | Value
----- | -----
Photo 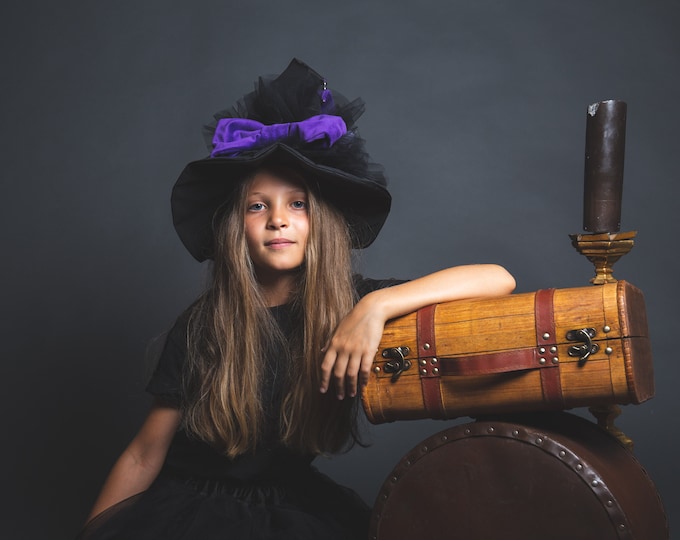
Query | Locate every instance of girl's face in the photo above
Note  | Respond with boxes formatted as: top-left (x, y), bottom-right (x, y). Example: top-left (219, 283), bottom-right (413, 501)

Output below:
top-left (244, 170), bottom-right (309, 279)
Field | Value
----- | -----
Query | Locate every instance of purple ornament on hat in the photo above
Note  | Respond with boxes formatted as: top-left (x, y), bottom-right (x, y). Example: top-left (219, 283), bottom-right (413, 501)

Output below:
top-left (320, 79), bottom-right (335, 114)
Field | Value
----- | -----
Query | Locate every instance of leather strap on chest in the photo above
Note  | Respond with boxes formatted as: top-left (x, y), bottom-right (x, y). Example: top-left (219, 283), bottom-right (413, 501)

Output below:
top-left (414, 289), bottom-right (564, 417)
top-left (417, 304), bottom-right (445, 418)
top-left (534, 288), bottom-right (564, 408)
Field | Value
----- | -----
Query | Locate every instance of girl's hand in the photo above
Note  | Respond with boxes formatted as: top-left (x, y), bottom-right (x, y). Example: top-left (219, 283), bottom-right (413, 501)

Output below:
top-left (320, 294), bottom-right (386, 400)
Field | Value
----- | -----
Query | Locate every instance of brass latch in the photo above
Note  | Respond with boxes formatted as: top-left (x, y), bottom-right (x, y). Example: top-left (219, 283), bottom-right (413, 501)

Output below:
top-left (566, 328), bottom-right (599, 364)
top-left (382, 346), bottom-right (412, 382)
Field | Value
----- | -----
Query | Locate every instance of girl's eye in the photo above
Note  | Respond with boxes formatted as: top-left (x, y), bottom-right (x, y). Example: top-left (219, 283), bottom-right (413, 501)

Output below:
top-left (291, 200), bottom-right (307, 209)
top-left (248, 202), bottom-right (266, 211)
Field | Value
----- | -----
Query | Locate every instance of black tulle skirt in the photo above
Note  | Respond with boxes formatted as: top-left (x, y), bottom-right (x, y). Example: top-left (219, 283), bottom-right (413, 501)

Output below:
top-left (76, 465), bottom-right (370, 540)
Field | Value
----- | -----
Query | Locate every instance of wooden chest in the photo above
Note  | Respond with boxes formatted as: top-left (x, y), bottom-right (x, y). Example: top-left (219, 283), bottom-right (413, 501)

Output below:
top-left (369, 412), bottom-right (668, 539)
top-left (362, 281), bottom-right (653, 423)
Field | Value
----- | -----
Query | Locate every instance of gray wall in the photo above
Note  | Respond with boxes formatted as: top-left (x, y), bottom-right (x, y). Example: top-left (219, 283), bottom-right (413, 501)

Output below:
top-left (2, 1), bottom-right (678, 538)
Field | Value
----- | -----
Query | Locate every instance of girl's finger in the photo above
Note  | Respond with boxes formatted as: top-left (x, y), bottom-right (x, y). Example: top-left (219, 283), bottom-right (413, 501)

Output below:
top-left (358, 354), bottom-right (373, 389)
top-left (345, 353), bottom-right (362, 398)
top-left (319, 350), bottom-right (337, 394)
top-left (332, 353), bottom-right (350, 400)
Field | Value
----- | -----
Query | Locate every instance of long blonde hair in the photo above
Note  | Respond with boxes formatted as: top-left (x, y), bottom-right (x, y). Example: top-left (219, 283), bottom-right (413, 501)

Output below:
top-left (182, 167), bottom-right (359, 457)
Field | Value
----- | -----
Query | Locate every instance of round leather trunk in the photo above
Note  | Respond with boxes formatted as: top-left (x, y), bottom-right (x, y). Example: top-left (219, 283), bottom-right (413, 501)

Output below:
top-left (369, 412), bottom-right (667, 540)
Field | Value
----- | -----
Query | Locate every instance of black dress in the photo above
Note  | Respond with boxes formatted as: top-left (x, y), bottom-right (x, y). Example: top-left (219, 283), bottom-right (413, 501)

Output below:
top-left (77, 277), bottom-right (403, 540)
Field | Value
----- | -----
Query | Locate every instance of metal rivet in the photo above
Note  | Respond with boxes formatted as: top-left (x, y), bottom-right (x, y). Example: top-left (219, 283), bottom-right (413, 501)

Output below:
top-left (421, 446), bottom-right (428, 453)
top-left (423, 343), bottom-right (431, 350)
top-left (543, 332), bottom-right (551, 340)
top-left (382, 494), bottom-right (388, 500)
top-left (419, 359), bottom-right (427, 366)
top-left (576, 464), bottom-right (583, 471)
top-left (405, 460), bottom-right (411, 466)
top-left (441, 435), bottom-right (448, 441)
top-left (512, 430), bottom-right (520, 437)
top-left (420, 368), bottom-right (427, 375)
top-left (536, 437), bottom-right (544, 445)
top-left (606, 500), bottom-right (614, 507)
top-left (432, 367), bottom-right (439, 374)
top-left (550, 346), bottom-right (558, 353)
top-left (592, 480), bottom-right (599, 487)
top-left (464, 428), bottom-right (471, 435)
top-left (487, 427), bottom-right (495, 434)
top-left (605, 347), bottom-right (613, 355)
top-left (539, 347), bottom-right (546, 354)
top-left (559, 450), bottom-right (566, 458)
top-left (604, 325), bottom-right (611, 333)
top-left (552, 357), bottom-right (559, 364)
top-left (373, 366), bottom-right (381, 373)
top-left (431, 358), bottom-right (438, 364)
top-left (391, 476), bottom-right (398, 483)
top-left (539, 358), bottom-right (547, 364)
top-left (618, 524), bottom-right (626, 531)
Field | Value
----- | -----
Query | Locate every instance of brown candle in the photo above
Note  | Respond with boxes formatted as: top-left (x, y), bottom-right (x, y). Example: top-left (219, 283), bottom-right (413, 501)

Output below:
top-left (583, 100), bottom-right (627, 233)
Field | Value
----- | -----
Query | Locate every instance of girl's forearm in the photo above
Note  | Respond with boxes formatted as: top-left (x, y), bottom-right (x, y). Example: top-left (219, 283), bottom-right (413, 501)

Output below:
top-left (86, 447), bottom-right (162, 522)
top-left (361, 264), bottom-right (516, 323)
top-left (85, 402), bottom-right (180, 524)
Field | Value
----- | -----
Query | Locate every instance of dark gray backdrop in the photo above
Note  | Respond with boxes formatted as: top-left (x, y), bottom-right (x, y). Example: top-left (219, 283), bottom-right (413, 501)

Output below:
top-left (2, 1), bottom-right (678, 538)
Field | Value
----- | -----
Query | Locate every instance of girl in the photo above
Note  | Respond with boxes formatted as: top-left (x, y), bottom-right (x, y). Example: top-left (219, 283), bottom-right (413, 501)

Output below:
top-left (78, 59), bottom-right (515, 539)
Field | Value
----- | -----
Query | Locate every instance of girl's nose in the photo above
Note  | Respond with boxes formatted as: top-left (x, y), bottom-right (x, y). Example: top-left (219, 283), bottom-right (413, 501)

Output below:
top-left (267, 206), bottom-right (288, 229)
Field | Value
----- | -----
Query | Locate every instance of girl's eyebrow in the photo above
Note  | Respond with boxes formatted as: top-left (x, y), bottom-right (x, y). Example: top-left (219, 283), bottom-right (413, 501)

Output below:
top-left (247, 189), bottom-right (307, 197)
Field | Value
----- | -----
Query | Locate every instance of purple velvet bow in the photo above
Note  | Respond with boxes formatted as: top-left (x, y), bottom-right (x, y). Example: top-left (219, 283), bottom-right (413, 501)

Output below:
top-left (210, 115), bottom-right (347, 157)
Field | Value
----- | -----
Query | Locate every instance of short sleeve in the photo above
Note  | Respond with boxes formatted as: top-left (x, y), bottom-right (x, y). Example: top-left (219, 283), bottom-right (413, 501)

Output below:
top-left (353, 274), bottom-right (408, 298)
top-left (145, 311), bottom-right (191, 407)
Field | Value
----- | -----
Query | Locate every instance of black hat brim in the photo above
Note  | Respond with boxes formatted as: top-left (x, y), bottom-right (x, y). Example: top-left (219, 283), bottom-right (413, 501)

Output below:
top-left (172, 143), bottom-right (391, 261)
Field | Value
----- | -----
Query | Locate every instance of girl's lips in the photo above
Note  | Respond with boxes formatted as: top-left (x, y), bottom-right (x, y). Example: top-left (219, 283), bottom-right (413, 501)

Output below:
top-left (265, 238), bottom-right (295, 247)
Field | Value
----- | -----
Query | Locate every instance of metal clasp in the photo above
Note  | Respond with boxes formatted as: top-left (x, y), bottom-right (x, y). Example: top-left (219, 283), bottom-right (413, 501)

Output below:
top-left (566, 328), bottom-right (599, 364)
top-left (382, 346), bottom-right (412, 382)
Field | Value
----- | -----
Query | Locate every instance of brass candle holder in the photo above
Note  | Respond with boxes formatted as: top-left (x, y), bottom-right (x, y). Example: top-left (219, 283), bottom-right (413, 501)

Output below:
top-left (569, 229), bottom-right (637, 449)
top-left (569, 230), bottom-right (637, 285)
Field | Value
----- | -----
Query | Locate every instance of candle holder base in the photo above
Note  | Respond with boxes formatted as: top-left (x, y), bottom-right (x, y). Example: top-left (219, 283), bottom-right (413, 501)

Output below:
top-left (569, 231), bottom-right (637, 285)
top-left (588, 405), bottom-right (634, 450)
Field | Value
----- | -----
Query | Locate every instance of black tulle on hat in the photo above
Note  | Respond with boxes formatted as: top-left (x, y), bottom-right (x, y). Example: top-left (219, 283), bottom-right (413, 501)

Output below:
top-left (172, 58), bottom-right (391, 261)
